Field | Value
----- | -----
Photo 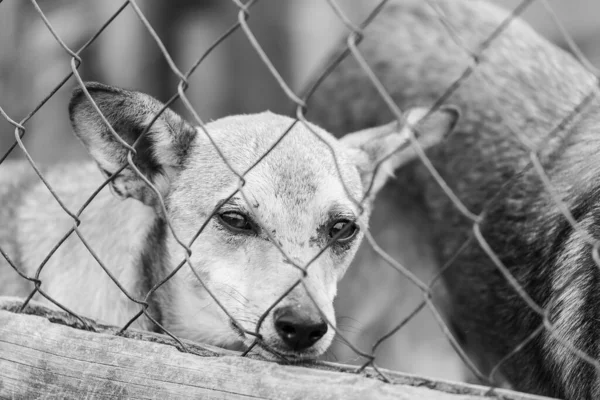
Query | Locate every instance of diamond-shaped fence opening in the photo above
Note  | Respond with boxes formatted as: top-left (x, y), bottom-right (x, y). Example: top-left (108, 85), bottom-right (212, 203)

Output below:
top-left (1, 1), bottom-right (599, 399)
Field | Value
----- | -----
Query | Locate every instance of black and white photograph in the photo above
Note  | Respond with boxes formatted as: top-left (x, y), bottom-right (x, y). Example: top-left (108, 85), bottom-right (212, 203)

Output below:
top-left (1, 1), bottom-right (600, 399)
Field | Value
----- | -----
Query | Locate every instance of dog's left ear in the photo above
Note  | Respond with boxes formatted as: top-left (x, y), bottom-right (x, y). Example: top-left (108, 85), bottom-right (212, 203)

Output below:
top-left (342, 106), bottom-right (459, 199)
top-left (69, 82), bottom-right (197, 207)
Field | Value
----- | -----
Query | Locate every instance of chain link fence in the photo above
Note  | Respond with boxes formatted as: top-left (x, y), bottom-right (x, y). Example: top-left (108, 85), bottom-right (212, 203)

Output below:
top-left (1, 0), bottom-right (599, 398)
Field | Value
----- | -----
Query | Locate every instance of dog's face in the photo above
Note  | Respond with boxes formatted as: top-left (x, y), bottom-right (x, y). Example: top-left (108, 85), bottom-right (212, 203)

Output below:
top-left (162, 114), bottom-right (369, 359)
top-left (69, 82), bottom-right (458, 359)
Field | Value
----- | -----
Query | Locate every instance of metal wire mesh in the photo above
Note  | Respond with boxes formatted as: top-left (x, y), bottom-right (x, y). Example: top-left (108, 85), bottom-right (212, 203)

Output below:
top-left (1, 0), bottom-right (599, 397)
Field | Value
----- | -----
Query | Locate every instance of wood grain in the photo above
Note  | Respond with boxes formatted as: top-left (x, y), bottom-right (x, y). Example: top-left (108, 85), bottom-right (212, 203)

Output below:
top-left (0, 297), bottom-right (558, 400)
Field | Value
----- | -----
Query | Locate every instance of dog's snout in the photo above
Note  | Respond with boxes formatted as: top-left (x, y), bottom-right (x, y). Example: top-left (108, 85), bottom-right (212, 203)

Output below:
top-left (274, 306), bottom-right (328, 351)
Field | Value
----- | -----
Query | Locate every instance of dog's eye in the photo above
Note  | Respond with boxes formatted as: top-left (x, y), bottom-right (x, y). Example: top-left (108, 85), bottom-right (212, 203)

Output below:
top-left (218, 211), bottom-right (253, 232)
top-left (329, 220), bottom-right (359, 242)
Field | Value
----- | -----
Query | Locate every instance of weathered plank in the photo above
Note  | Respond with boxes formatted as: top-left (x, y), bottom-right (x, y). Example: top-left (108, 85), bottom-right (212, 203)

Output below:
top-left (0, 297), bottom-right (558, 400)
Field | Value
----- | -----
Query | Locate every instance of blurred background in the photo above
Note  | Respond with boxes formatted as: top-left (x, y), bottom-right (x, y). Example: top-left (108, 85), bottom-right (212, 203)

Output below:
top-left (1, 0), bottom-right (599, 384)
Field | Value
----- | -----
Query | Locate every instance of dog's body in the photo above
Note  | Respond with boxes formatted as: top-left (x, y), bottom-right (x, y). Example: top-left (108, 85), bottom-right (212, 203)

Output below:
top-left (0, 82), bottom-right (457, 360)
top-left (308, 0), bottom-right (600, 398)
top-left (0, 160), bottom-right (158, 326)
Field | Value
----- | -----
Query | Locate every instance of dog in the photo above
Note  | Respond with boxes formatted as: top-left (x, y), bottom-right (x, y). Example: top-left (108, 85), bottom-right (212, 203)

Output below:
top-left (307, 0), bottom-right (600, 397)
top-left (0, 81), bottom-right (458, 360)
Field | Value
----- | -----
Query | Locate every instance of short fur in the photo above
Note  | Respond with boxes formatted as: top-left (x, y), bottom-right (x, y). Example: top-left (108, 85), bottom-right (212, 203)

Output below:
top-left (307, 0), bottom-right (600, 398)
top-left (0, 82), bottom-right (457, 360)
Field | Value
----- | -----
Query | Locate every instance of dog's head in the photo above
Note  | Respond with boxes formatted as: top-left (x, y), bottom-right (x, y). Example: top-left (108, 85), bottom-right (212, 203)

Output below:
top-left (69, 82), bottom-right (458, 359)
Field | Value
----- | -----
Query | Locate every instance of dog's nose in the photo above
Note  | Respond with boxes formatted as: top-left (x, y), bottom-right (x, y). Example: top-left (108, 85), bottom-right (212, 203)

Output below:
top-left (274, 306), bottom-right (328, 351)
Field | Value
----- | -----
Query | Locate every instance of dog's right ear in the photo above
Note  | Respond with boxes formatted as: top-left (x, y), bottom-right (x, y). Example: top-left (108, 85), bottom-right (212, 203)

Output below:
top-left (342, 106), bottom-right (459, 200)
top-left (69, 82), bottom-right (197, 207)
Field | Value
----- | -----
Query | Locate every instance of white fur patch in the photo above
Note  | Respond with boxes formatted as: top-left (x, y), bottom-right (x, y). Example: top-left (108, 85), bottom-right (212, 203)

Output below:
top-left (15, 163), bottom-right (156, 329)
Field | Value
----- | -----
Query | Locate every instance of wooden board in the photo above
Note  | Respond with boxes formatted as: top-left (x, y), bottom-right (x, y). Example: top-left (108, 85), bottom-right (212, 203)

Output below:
top-left (0, 297), bottom-right (558, 400)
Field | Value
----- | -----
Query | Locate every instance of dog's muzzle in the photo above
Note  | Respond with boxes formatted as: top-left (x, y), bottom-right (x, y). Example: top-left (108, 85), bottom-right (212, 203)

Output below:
top-left (273, 306), bottom-right (328, 351)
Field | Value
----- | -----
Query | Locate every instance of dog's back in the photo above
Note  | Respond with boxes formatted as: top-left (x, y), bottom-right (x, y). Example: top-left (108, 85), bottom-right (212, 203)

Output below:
top-left (0, 160), bottom-right (155, 326)
top-left (308, 0), bottom-right (600, 398)
top-left (0, 161), bottom-right (39, 297)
